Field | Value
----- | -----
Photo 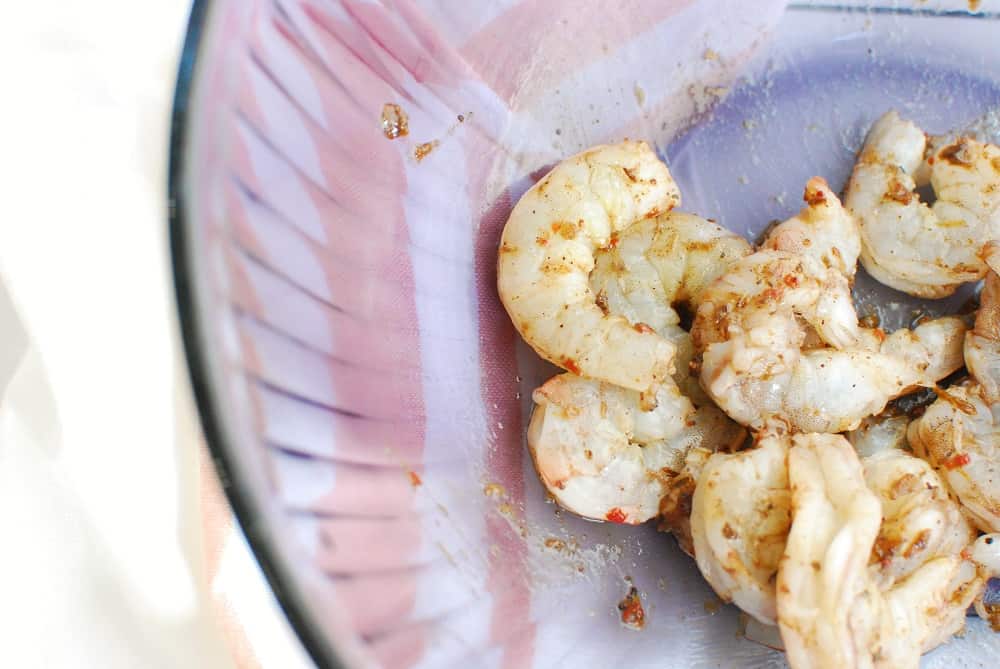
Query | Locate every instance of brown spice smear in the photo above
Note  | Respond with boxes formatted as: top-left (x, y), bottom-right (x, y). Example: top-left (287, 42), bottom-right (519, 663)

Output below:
top-left (381, 103), bottom-right (408, 139)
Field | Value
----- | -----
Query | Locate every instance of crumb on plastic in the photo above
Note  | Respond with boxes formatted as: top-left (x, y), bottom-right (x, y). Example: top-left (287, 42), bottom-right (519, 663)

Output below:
top-left (381, 103), bottom-right (408, 139)
top-left (414, 140), bottom-right (440, 162)
top-left (618, 585), bottom-right (646, 630)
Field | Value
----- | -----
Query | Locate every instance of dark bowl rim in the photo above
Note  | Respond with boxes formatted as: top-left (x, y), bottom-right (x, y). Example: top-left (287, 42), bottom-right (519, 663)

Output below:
top-left (167, 2), bottom-right (343, 667)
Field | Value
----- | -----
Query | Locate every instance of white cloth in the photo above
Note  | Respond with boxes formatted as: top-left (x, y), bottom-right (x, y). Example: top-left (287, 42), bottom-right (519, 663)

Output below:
top-left (0, 2), bottom-right (311, 666)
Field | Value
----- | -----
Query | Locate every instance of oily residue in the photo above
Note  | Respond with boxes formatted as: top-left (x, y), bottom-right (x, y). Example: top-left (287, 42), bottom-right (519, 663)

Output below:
top-left (634, 83), bottom-right (646, 107)
top-left (704, 597), bottom-right (723, 614)
top-left (414, 140), bottom-right (440, 162)
top-left (381, 103), bottom-right (409, 139)
top-left (483, 482), bottom-right (507, 498)
top-left (544, 537), bottom-right (567, 552)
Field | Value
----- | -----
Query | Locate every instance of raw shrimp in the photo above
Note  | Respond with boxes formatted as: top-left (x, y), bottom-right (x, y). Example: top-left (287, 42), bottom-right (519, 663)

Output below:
top-left (693, 246), bottom-right (966, 432)
top-left (862, 448), bottom-right (976, 588)
top-left (589, 210), bottom-right (753, 337)
top-left (777, 435), bottom-right (997, 669)
top-left (525, 206), bottom-right (750, 524)
top-left (498, 141), bottom-right (681, 392)
top-left (588, 207), bottom-right (751, 424)
top-left (844, 110), bottom-right (1000, 298)
top-left (527, 373), bottom-right (736, 524)
top-left (909, 243), bottom-right (1000, 532)
top-left (689, 425), bottom-right (791, 625)
top-left (761, 177), bottom-right (861, 279)
top-left (846, 411), bottom-right (911, 458)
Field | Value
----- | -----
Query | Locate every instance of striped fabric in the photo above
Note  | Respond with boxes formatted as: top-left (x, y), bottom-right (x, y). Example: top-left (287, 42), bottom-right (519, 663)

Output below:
top-left (183, 1), bottom-right (787, 667)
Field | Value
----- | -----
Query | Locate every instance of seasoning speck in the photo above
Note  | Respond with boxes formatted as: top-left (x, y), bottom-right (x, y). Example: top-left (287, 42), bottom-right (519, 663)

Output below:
top-left (484, 483), bottom-right (506, 498)
top-left (408, 471), bottom-right (422, 487)
top-left (703, 48), bottom-right (719, 61)
top-left (544, 537), bottom-right (567, 552)
top-left (634, 83), bottom-right (645, 107)
top-left (414, 140), bottom-right (439, 162)
top-left (618, 586), bottom-right (646, 630)
top-left (381, 103), bottom-right (408, 139)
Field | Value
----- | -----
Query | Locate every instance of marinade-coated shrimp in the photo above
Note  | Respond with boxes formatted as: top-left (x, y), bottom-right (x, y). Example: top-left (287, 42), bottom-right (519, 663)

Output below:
top-left (498, 141), bottom-right (681, 392)
top-left (845, 110), bottom-right (1000, 298)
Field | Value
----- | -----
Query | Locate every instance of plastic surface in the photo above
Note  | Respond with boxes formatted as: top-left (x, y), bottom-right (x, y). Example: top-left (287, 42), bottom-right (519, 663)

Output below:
top-left (171, 2), bottom-right (1000, 667)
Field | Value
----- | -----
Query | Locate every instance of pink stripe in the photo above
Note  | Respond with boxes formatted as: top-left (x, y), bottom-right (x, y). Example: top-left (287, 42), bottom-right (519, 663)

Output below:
top-left (476, 191), bottom-right (536, 668)
top-left (254, 382), bottom-right (434, 466)
top-left (310, 516), bottom-right (426, 573)
top-left (226, 4), bottom-right (430, 664)
top-left (310, 464), bottom-right (419, 516)
top-left (333, 570), bottom-right (419, 637)
top-left (308, 0), bottom-right (472, 89)
top-left (459, 0), bottom-right (696, 104)
top-left (370, 625), bottom-right (426, 669)
top-left (225, 185), bottom-right (428, 370)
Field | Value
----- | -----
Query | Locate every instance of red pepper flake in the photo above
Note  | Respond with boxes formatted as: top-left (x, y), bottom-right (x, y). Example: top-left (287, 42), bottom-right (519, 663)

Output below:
top-left (885, 179), bottom-right (913, 204)
top-left (633, 322), bottom-right (655, 334)
top-left (618, 586), bottom-right (646, 630)
top-left (942, 452), bottom-right (971, 469)
top-left (562, 357), bottom-right (582, 375)
top-left (783, 274), bottom-right (799, 288)
top-left (380, 103), bottom-right (409, 139)
top-left (408, 471), bottom-right (422, 486)
top-left (961, 548), bottom-right (973, 560)
top-left (804, 183), bottom-right (827, 206)
top-left (606, 507), bottom-right (628, 523)
top-left (607, 232), bottom-right (620, 249)
top-left (940, 139), bottom-right (973, 167)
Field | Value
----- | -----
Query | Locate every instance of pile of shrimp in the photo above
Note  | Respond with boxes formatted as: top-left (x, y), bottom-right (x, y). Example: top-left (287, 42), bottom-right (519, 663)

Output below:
top-left (497, 122), bottom-right (1000, 667)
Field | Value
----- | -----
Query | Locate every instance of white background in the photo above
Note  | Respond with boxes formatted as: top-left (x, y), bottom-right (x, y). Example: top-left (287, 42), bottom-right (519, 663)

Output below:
top-left (0, 2), bottom-right (312, 666)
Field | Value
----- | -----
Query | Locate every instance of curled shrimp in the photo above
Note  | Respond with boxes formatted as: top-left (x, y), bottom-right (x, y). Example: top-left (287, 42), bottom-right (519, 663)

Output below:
top-left (693, 180), bottom-right (966, 433)
top-left (845, 110), bottom-right (1000, 298)
top-left (588, 207), bottom-right (751, 423)
top-left (527, 212), bottom-right (749, 524)
top-left (777, 435), bottom-right (998, 669)
top-left (589, 211), bottom-right (753, 336)
top-left (909, 242), bottom-right (1000, 532)
top-left (862, 448), bottom-right (976, 588)
top-left (777, 435), bottom-right (992, 669)
top-left (498, 141), bottom-right (681, 393)
top-left (689, 425), bottom-right (791, 625)
top-left (529, 373), bottom-right (718, 524)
